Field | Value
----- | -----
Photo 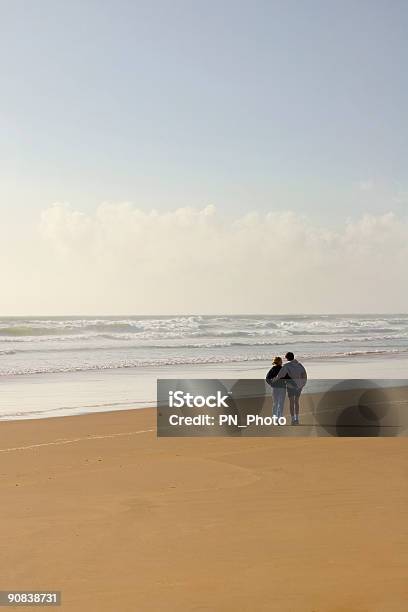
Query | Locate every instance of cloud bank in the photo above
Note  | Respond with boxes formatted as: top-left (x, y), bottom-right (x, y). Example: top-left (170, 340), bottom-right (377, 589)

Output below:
top-left (1, 203), bottom-right (407, 314)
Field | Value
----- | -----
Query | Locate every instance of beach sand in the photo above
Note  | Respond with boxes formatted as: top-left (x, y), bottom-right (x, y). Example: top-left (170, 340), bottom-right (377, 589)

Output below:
top-left (1, 407), bottom-right (407, 611)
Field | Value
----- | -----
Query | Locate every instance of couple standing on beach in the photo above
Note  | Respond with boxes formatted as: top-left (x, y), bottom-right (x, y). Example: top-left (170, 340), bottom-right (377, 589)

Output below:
top-left (266, 352), bottom-right (307, 425)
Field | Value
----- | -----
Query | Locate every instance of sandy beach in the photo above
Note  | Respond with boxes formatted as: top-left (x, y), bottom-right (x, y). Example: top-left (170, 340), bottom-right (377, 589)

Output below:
top-left (3, 0), bottom-right (408, 605)
top-left (1, 406), bottom-right (407, 611)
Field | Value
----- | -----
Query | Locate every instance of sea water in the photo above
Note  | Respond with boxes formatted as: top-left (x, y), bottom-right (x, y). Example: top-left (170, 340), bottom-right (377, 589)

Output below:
top-left (0, 314), bottom-right (407, 420)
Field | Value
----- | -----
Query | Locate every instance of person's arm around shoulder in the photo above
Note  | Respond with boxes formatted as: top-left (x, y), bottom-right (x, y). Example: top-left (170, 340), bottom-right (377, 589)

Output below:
top-left (271, 363), bottom-right (288, 382)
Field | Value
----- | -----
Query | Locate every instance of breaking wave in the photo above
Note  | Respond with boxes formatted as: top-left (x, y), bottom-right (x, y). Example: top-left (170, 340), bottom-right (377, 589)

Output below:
top-left (1, 314), bottom-right (407, 377)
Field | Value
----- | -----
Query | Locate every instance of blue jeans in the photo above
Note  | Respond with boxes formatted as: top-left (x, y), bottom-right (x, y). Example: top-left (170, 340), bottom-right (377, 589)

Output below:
top-left (272, 387), bottom-right (286, 418)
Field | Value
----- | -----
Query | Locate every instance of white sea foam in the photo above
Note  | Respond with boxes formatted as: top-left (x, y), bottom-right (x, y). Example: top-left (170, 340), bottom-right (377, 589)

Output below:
top-left (1, 347), bottom-right (407, 376)
top-left (0, 315), bottom-right (407, 377)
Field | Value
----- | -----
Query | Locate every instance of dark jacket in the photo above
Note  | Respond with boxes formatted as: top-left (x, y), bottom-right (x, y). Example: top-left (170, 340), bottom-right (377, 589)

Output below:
top-left (266, 365), bottom-right (286, 388)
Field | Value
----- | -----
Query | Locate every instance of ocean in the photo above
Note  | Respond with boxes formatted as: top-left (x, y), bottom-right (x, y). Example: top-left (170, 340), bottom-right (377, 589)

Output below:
top-left (1, 314), bottom-right (407, 420)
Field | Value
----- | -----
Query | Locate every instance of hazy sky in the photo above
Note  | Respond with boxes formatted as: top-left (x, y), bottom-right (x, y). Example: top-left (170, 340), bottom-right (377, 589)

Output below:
top-left (1, 0), bottom-right (407, 314)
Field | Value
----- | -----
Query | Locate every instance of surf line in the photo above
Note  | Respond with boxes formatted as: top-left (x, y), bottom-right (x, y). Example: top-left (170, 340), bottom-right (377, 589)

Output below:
top-left (0, 428), bottom-right (155, 453)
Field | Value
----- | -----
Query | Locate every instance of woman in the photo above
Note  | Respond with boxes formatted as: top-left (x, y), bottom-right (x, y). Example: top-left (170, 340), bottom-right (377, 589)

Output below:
top-left (265, 356), bottom-right (286, 419)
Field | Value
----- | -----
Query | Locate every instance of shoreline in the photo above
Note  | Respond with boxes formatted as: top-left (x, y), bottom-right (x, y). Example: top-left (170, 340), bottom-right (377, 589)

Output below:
top-left (1, 381), bottom-right (407, 432)
top-left (1, 352), bottom-right (408, 421)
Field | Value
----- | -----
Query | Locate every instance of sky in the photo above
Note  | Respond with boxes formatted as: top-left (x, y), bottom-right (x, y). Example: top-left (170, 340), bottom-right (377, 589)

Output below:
top-left (1, 0), bottom-right (407, 314)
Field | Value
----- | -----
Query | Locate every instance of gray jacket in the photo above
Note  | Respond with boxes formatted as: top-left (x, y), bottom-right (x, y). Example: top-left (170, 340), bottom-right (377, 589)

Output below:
top-left (271, 359), bottom-right (307, 389)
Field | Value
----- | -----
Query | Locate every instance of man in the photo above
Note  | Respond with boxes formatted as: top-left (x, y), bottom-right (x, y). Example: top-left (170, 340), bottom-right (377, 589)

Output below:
top-left (271, 352), bottom-right (307, 425)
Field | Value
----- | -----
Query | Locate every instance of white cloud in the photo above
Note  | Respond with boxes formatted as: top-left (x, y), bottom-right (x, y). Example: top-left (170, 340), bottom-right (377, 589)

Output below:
top-left (0, 203), bottom-right (407, 314)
